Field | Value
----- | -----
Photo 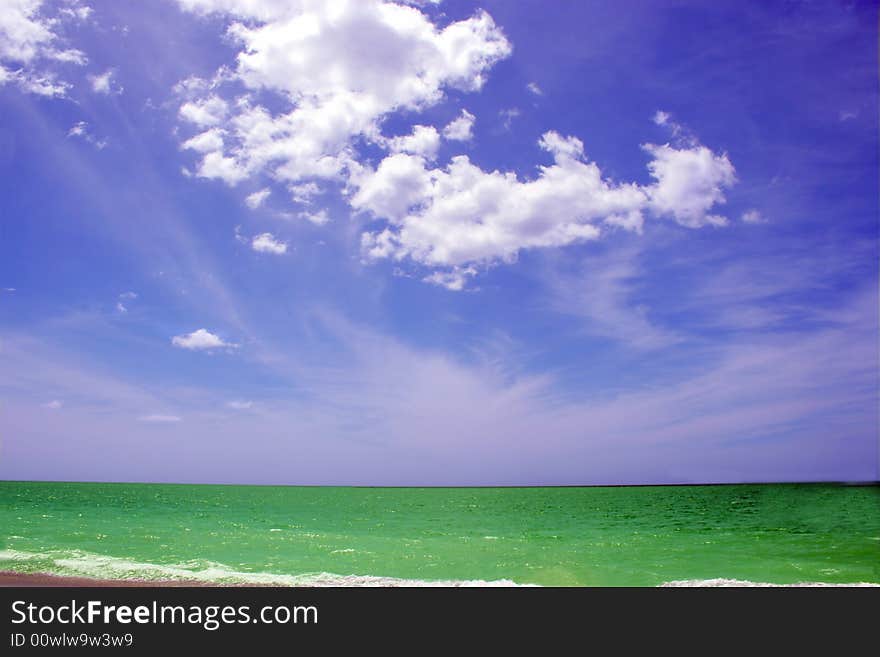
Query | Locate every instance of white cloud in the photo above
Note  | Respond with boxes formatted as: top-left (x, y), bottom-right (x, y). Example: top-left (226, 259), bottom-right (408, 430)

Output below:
top-left (88, 69), bottom-right (121, 95)
top-left (741, 209), bottom-right (766, 224)
top-left (2, 68), bottom-right (69, 96)
top-left (299, 209), bottom-right (328, 225)
top-left (643, 143), bottom-right (736, 228)
top-left (119, 291), bottom-right (137, 300)
top-left (171, 2), bottom-right (738, 291)
top-left (545, 248), bottom-right (680, 350)
top-left (356, 131), bottom-right (643, 269)
top-left (422, 266), bottom-right (477, 291)
top-left (66, 121), bottom-right (107, 149)
top-left (290, 182), bottom-right (320, 204)
top-left (196, 150), bottom-right (248, 185)
top-left (175, 1), bottom-right (510, 186)
top-left (442, 109), bottom-right (475, 141)
top-left (227, 400), bottom-right (253, 410)
top-left (355, 126), bottom-right (736, 286)
top-left (42, 399), bottom-right (62, 409)
top-left (653, 110), bottom-right (670, 126)
top-left (0, 0), bottom-right (90, 96)
top-left (386, 124), bottom-right (440, 160)
top-left (137, 414), bottom-right (182, 423)
top-left (245, 187), bottom-right (271, 209)
top-left (58, 5), bottom-right (92, 21)
top-left (251, 232), bottom-right (288, 254)
top-left (526, 82), bottom-right (542, 96)
top-left (182, 129), bottom-right (225, 153)
top-left (171, 328), bottom-right (235, 350)
top-left (116, 302), bottom-right (127, 314)
top-left (651, 109), bottom-right (693, 145)
top-left (351, 152), bottom-right (433, 224)
top-left (179, 95), bottom-right (229, 128)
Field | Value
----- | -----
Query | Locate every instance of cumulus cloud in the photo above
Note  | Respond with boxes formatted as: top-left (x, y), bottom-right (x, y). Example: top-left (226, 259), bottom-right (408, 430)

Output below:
top-left (245, 187), bottom-right (271, 209)
top-left (182, 129), bottom-right (225, 153)
top-left (351, 152), bottom-right (434, 225)
top-left (442, 109), bottom-right (475, 141)
top-left (172, 2), bottom-right (738, 291)
top-left (299, 209), bottom-right (328, 225)
top-left (526, 82), bottom-right (542, 96)
top-left (356, 131), bottom-right (641, 268)
top-left (0, 0), bottom-right (91, 96)
top-left (385, 124), bottom-right (441, 159)
top-left (179, 95), bottom-right (228, 127)
top-left (175, 0), bottom-right (510, 188)
top-left (171, 328), bottom-right (236, 350)
top-left (354, 125), bottom-right (736, 285)
top-left (42, 399), bottom-right (62, 409)
top-left (251, 232), bottom-right (288, 254)
top-left (643, 143), bottom-right (735, 228)
top-left (195, 150), bottom-right (248, 185)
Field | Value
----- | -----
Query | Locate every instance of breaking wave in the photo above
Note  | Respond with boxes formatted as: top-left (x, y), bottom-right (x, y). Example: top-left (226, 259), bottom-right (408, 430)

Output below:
top-left (661, 578), bottom-right (879, 587)
top-left (0, 549), bottom-right (529, 587)
top-left (3, 550), bottom-right (876, 587)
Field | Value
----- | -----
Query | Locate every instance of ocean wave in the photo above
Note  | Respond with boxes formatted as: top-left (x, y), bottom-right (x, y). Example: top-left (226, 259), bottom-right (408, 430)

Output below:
top-left (4, 550), bottom-right (875, 587)
top-left (661, 578), bottom-right (879, 587)
top-left (0, 549), bottom-right (528, 587)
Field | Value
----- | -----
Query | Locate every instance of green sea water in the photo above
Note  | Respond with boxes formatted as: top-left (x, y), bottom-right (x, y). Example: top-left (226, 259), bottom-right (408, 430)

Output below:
top-left (1, 481), bottom-right (878, 586)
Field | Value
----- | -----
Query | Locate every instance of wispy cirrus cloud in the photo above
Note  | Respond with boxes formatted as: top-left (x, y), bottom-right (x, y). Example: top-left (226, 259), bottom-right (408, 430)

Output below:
top-left (137, 414), bottom-right (181, 423)
top-left (0, 286), bottom-right (875, 485)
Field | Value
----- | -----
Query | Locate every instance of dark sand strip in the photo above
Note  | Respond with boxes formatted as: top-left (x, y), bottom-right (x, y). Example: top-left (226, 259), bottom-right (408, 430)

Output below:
top-left (0, 571), bottom-right (226, 587)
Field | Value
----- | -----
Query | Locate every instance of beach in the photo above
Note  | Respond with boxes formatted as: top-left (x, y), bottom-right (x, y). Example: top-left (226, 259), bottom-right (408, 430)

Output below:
top-left (0, 571), bottom-right (217, 587)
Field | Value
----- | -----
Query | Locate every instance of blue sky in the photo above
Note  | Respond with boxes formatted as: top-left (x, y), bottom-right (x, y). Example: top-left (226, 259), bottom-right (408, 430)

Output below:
top-left (0, 0), bottom-right (877, 485)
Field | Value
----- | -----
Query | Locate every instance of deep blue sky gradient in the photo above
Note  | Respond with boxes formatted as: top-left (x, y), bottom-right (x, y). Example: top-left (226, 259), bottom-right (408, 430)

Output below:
top-left (0, 0), bottom-right (876, 485)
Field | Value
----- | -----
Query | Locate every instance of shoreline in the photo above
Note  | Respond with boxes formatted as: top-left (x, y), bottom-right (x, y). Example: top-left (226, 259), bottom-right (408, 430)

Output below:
top-left (0, 571), bottom-right (228, 587)
top-left (2, 571), bottom-right (877, 588)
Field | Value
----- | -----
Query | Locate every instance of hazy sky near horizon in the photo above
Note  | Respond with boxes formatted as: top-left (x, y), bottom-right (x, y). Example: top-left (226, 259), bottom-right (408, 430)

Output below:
top-left (0, 0), bottom-right (877, 485)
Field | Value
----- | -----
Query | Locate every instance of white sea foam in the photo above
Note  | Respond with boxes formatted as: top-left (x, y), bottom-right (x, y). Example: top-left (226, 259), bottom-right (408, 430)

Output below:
top-left (3, 550), bottom-right (875, 587)
top-left (661, 578), bottom-right (879, 587)
top-left (0, 549), bottom-right (529, 587)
